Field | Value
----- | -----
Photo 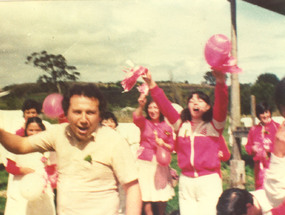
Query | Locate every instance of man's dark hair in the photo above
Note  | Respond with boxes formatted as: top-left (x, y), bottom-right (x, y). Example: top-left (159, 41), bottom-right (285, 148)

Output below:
top-left (21, 99), bottom-right (42, 114)
top-left (255, 101), bottom-right (272, 120)
top-left (62, 83), bottom-right (107, 117)
top-left (216, 188), bottom-right (253, 215)
top-left (275, 77), bottom-right (285, 116)
top-left (180, 90), bottom-right (213, 123)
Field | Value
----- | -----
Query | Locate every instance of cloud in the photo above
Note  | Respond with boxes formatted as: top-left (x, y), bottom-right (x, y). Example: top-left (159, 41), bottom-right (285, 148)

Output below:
top-left (0, 0), bottom-right (284, 87)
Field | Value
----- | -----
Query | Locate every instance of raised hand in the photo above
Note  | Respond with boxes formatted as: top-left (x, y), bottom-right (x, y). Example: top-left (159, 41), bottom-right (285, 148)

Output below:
top-left (273, 121), bottom-right (285, 158)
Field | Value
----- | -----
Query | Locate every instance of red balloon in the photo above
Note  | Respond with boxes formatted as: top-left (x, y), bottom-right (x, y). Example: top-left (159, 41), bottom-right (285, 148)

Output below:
top-left (204, 34), bottom-right (231, 67)
top-left (43, 93), bottom-right (64, 118)
top-left (156, 146), bottom-right (171, 166)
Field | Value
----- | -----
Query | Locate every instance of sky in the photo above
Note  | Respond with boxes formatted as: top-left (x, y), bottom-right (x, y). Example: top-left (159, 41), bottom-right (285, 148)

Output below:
top-left (0, 0), bottom-right (284, 88)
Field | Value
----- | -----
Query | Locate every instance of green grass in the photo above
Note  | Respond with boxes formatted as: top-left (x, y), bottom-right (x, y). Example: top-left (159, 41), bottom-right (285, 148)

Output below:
top-left (166, 153), bottom-right (180, 213)
top-left (0, 165), bottom-right (8, 215)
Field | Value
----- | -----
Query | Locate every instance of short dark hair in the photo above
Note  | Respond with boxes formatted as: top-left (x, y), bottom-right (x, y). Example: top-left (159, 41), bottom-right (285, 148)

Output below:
top-left (101, 111), bottom-right (118, 127)
top-left (144, 98), bottom-right (164, 122)
top-left (62, 83), bottom-right (107, 117)
top-left (255, 102), bottom-right (272, 120)
top-left (216, 188), bottom-right (253, 215)
top-left (24, 117), bottom-right (46, 136)
top-left (181, 90), bottom-right (213, 122)
top-left (275, 77), bottom-right (285, 116)
top-left (21, 99), bottom-right (42, 114)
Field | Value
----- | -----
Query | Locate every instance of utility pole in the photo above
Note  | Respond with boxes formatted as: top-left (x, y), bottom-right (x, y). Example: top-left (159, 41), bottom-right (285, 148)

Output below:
top-left (229, 0), bottom-right (246, 189)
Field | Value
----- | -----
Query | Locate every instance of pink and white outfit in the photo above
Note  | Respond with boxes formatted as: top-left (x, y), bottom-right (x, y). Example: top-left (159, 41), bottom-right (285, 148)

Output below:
top-left (251, 154), bottom-right (285, 215)
top-left (246, 120), bottom-right (279, 190)
top-left (150, 82), bottom-right (230, 215)
top-left (4, 127), bottom-right (56, 215)
top-left (133, 114), bottom-right (175, 202)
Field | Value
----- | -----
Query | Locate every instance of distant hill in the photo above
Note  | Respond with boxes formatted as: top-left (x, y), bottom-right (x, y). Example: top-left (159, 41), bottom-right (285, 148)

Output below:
top-left (0, 81), bottom-right (214, 110)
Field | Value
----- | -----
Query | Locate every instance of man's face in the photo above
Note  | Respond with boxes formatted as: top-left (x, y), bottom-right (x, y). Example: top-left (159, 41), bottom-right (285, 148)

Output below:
top-left (67, 95), bottom-right (101, 142)
top-left (24, 108), bottom-right (38, 122)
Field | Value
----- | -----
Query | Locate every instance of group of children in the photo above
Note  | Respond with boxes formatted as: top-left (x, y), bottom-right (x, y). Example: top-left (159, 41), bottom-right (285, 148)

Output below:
top-left (1, 69), bottom-right (284, 215)
top-left (3, 99), bottom-right (57, 215)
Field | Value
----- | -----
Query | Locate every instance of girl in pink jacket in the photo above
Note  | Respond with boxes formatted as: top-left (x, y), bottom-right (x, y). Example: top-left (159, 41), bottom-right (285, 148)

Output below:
top-left (143, 70), bottom-right (230, 215)
top-left (246, 102), bottom-right (279, 190)
top-left (133, 95), bottom-right (175, 215)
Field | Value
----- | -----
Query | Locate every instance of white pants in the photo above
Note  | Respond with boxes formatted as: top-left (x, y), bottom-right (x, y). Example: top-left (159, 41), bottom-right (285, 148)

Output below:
top-left (264, 154), bottom-right (285, 208)
top-left (179, 173), bottom-right (222, 215)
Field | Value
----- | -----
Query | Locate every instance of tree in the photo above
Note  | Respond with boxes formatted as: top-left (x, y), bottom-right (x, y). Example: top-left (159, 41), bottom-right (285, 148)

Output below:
top-left (203, 71), bottom-right (228, 86)
top-left (240, 83), bottom-right (252, 115)
top-left (250, 73), bottom-right (280, 111)
top-left (203, 71), bottom-right (216, 86)
top-left (26, 50), bottom-right (80, 93)
top-left (256, 73), bottom-right (279, 86)
top-left (251, 82), bottom-right (276, 108)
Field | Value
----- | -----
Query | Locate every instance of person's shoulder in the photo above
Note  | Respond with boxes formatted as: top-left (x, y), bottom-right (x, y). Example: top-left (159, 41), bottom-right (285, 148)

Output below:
top-left (98, 125), bottom-right (119, 136)
top-left (15, 127), bottom-right (25, 136)
top-left (250, 124), bottom-right (260, 131)
top-left (272, 119), bottom-right (280, 127)
top-left (97, 126), bottom-right (127, 144)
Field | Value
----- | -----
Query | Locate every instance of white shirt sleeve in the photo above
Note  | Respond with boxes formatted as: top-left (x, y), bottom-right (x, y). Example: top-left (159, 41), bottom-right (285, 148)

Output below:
top-left (264, 154), bottom-right (285, 207)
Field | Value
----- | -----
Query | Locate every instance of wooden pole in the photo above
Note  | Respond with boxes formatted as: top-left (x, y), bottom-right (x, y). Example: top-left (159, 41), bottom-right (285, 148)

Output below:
top-left (251, 95), bottom-right (256, 126)
top-left (229, 0), bottom-right (245, 189)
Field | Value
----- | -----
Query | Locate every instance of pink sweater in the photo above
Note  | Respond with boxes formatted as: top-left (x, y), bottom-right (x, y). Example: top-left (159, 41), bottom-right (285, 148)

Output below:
top-left (150, 82), bottom-right (230, 177)
top-left (133, 114), bottom-right (174, 161)
top-left (5, 127), bottom-right (25, 175)
top-left (245, 120), bottom-right (280, 189)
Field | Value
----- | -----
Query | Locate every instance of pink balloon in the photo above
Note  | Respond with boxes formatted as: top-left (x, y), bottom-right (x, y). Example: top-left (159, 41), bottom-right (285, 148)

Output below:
top-left (204, 34), bottom-right (231, 67)
top-left (43, 93), bottom-right (64, 118)
top-left (156, 146), bottom-right (171, 166)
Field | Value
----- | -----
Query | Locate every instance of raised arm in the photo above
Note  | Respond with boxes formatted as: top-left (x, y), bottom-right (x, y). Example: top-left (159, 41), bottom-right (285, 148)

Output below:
top-left (143, 70), bottom-right (180, 127)
top-left (133, 95), bottom-right (147, 118)
top-left (218, 136), bottom-right (231, 162)
top-left (273, 121), bottom-right (285, 158)
top-left (264, 121), bottom-right (285, 207)
top-left (212, 70), bottom-right (228, 128)
top-left (0, 128), bottom-right (35, 154)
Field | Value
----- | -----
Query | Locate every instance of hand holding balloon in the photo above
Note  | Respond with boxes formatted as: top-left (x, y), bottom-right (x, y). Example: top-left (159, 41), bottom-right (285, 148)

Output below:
top-left (156, 146), bottom-right (171, 166)
top-left (154, 131), bottom-right (171, 166)
top-left (204, 34), bottom-right (242, 74)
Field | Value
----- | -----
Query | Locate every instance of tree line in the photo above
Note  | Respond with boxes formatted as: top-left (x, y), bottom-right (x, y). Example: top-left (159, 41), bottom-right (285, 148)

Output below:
top-left (1, 50), bottom-right (281, 116)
